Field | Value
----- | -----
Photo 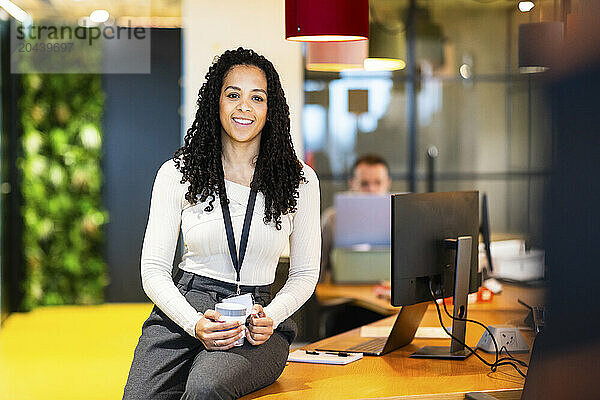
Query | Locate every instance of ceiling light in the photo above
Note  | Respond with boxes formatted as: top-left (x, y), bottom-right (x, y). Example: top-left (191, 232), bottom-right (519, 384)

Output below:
top-left (305, 41), bottom-right (368, 72)
top-left (518, 1), bottom-right (535, 13)
top-left (0, 0), bottom-right (31, 23)
top-left (519, 66), bottom-right (549, 73)
top-left (459, 64), bottom-right (472, 79)
top-left (285, 0), bottom-right (369, 42)
top-left (364, 58), bottom-right (406, 71)
top-left (518, 21), bottom-right (563, 73)
top-left (78, 17), bottom-right (98, 27)
top-left (90, 9), bottom-right (109, 23)
top-left (365, 19), bottom-right (406, 71)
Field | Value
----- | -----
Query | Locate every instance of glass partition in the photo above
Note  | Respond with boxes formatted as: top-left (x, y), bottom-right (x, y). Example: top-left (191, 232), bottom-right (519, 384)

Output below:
top-left (303, 0), bottom-right (551, 244)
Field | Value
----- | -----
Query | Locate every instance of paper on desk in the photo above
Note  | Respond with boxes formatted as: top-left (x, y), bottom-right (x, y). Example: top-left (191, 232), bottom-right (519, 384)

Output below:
top-left (360, 326), bottom-right (452, 339)
top-left (288, 350), bottom-right (363, 365)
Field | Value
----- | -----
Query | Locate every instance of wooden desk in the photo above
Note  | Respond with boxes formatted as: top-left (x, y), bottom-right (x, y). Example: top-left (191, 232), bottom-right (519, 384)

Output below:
top-left (244, 284), bottom-right (544, 399)
top-left (245, 307), bottom-right (532, 399)
top-left (316, 283), bottom-right (397, 315)
top-left (316, 282), bottom-right (545, 315)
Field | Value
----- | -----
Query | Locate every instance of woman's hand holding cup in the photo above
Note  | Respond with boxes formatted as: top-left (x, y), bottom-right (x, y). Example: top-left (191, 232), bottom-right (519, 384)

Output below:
top-left (195, 309), bottom-right (245, 351)
top-left (246, 304), bottom-right (274, 346)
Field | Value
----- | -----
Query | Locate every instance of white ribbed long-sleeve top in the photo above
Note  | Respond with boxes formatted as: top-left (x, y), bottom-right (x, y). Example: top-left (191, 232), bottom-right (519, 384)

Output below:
top-left (140, 158), bottom-right (321, 338)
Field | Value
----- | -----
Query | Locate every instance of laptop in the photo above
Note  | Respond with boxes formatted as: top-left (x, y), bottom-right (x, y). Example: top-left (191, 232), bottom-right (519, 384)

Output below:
top-left (332, 193), bottom-right (393, 283)
top-left (316, 303), bottom-right (428, 356)
top-left (334, 193), bottom-right (391, 248)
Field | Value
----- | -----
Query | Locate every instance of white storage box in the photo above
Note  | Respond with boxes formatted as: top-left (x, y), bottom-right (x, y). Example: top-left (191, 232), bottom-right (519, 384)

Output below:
top-left (482, 240), bottom-right (545, 282)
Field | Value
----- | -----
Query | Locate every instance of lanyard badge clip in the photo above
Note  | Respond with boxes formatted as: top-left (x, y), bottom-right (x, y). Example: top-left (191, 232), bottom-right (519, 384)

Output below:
top-left (221, 188), bottom-right (257, 297)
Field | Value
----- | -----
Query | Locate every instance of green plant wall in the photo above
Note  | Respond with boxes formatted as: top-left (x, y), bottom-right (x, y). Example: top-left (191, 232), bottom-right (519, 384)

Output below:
top-left (17, 74), bottom-right (108, 310)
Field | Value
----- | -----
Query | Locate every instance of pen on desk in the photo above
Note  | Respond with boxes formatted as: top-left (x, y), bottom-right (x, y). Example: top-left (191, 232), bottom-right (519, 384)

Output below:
top-left (305, 350), bottom-right (350, 357)
top-left (326, 352), bottom-right (349, 357)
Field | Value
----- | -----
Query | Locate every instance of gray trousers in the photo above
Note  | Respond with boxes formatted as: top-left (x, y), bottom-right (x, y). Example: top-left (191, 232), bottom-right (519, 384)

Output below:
top-left (123, 271), bottom-right (296, 400)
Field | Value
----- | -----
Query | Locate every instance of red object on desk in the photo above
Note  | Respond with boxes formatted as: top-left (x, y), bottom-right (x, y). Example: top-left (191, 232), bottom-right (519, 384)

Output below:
top-left (438, 287), bottom-right (494, 305)
top-left (373, 282), bottom-right (391, 300)
top-left (374, 282), bottom-right (493, 304)
top-left (477, 286), bottom-right (494, 302)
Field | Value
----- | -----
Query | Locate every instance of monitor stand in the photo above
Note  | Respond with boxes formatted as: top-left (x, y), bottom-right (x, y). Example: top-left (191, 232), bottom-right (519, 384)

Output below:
top-left (410, 235), bottom-right (473, 360)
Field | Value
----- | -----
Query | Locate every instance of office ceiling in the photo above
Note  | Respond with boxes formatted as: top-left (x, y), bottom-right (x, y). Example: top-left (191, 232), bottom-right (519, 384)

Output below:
top-left (7, 0), bottom-right (521, 27)
top-left (379, 0), bottom-right (516, 10)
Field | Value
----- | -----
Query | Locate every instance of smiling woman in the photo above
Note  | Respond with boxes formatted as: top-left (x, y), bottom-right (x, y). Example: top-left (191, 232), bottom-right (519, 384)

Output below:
top-left (122, 48), bottom-right (321, 400)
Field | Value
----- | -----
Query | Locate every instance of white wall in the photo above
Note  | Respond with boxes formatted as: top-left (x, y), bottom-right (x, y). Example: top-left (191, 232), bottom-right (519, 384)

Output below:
top-left (182, 0), bottom-right (304, 157)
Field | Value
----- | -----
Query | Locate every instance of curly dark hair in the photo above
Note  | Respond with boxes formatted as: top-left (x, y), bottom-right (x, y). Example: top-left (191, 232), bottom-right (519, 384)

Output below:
top-left (173, 47), bottom-right (305, 230)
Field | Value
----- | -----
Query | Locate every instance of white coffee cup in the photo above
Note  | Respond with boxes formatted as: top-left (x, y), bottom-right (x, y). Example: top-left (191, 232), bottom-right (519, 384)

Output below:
top-left (215, 302), bottom-right (247, 347)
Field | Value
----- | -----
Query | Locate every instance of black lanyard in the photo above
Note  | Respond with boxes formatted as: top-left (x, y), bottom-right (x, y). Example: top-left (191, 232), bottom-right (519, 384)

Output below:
top-left (221, 187), bottom-right (258, 294)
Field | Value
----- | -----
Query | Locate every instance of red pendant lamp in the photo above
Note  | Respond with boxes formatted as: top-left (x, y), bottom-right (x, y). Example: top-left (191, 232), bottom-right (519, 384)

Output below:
top-left (286, 0), bottom-right (369, 42)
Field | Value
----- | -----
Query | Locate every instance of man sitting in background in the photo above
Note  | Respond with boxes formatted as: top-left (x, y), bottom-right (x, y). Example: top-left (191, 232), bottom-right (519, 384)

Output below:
top-left (320, 154), bottom-right (392, 283)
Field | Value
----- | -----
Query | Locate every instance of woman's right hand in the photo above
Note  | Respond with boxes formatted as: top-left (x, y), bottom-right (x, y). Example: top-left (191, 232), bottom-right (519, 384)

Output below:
top-left (195, 309), bottom-right (245, 351)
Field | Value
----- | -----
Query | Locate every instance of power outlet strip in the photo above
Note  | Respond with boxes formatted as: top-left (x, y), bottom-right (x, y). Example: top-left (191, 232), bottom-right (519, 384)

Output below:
top-left (477, 325), bottom-right (529, 353)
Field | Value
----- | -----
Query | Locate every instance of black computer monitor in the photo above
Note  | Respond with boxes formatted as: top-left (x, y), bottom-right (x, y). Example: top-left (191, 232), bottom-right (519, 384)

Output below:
top-left (391, 191), bottom-right (480, 359)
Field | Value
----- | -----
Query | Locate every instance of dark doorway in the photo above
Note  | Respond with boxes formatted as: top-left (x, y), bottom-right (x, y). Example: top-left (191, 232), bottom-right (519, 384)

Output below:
top-left (102, 28), bottom-right (182, 302)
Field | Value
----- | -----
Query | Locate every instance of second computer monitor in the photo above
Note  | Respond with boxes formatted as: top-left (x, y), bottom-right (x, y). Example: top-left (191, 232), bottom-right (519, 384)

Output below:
top-left (391, 191), bottom-right (480, 307)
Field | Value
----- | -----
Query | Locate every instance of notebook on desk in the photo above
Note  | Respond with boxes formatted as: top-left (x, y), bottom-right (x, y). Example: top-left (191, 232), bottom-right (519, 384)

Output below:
top-left (316, 302), bottom-right (428, 356)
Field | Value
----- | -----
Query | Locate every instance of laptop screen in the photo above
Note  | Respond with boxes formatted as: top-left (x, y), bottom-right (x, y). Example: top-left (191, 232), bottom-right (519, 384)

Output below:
top-left (334, 193), bottom-right (391, 248)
